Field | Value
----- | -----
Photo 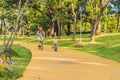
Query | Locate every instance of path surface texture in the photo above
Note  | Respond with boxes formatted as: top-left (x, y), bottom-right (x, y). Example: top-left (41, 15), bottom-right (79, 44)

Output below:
top-left (17, 42), bottom-right (120, 80)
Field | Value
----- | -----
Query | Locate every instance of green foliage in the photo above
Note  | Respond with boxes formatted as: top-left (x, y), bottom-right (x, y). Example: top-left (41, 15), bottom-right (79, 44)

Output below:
top-left (108, 16), bottom-right (117, 32)
top-left (86, 0), bottom-right (100, 19)
top-left (0, 57), bottom-right (9, 79)
top-left (0, 45), bottom-right (31, 80)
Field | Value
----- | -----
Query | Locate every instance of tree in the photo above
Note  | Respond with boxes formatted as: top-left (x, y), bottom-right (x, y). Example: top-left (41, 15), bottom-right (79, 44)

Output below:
top-left (71, 0), bottom-right (77, 40)
top-left (2, 0), bottom-right (30, 51)
top-left (86, 0), bottom-right (112, 42)
top-left (111, 0), bottom-right (120, 32)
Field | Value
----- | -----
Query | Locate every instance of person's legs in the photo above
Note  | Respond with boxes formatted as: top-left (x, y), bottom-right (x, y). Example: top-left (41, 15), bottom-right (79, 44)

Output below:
top-left (40, 40), bottom-right (43, 50)
top-left (54, 43), bottom-right (57, 51)
top-left (38, 40), bottom-right (43, 50)
top-left (38, 40), bottom-right (42, 49)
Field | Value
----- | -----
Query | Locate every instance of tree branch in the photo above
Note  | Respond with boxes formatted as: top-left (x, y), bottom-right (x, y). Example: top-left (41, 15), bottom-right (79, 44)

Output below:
top-left (102, 0), bottom-right (112, 10)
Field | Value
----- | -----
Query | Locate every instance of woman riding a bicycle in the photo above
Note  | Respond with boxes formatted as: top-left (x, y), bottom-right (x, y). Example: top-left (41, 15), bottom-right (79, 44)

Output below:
top-left (37, 27), bottom-right (45, 50)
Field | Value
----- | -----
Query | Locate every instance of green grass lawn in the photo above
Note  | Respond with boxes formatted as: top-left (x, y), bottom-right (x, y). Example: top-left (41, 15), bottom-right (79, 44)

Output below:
top-left (43, 33), bottom-right (120, 62)
top-left (0, 45), bottom-right (31, 80)
top-left (11, 46), bottom-right (31, 79)
top-left (0, 33), bottom-right (120, 64)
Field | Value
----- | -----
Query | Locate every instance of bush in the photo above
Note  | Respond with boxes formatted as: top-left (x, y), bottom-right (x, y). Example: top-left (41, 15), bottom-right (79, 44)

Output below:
top-left (0, 55), bottom-right (13, 79)
top-left (0, 45), bottom-right (31, 80)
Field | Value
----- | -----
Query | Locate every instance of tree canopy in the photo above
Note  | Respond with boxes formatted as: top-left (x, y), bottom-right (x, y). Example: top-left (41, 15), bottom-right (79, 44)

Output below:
top-left (0, 0), bottom-right (119, 42)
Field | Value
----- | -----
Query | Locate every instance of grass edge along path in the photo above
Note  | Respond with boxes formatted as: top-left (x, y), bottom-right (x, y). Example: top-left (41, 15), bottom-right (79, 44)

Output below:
top-left (0, 33), bottom-right (120, 63)
top-left (73, 33), bottom-right (120, 63)
top-left (0, 44), bottom-right (32, 80)
top-left (44, 33), bottom-right (120, 63)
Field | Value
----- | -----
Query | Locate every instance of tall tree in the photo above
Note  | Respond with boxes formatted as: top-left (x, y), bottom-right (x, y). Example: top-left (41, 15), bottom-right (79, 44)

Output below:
top-left (71, 0), bottom-right (77, 40)
top-left (87, 0), bottom-right (112, 42)
top-left (2, 0), bottom-right (30, 51)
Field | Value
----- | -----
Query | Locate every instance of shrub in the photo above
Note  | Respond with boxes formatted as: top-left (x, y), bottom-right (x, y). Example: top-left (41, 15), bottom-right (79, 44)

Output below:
top-left (0, 54), bottom-right (13, 79)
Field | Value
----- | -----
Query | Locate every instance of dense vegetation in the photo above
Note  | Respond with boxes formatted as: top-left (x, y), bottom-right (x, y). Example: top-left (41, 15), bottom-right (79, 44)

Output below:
top-left (0, 45), bottom-right (31, 80)
top-left (0, 0), bottom-right (120, 43)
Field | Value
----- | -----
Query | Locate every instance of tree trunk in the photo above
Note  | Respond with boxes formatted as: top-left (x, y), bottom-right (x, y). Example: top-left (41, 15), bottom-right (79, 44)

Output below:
top-left (21, 27), bottom-right (25, 36)
top-left (54, 20), bottom-right (58, 36)
top-left (84, 22), bottom-right (87, 32)
top-left (9, 0), bottom-right (29, 49)
top-left (67, 22), bottom-right (71, 36)
top-left (60, 25), bottom-right (62, 39)
top-left (18, 26), bottom-right (21, 36)
top-left (90, 0), bottom-right (112, 42)
top-left (57, 16), bottom-right (61, 37)
top-left (4, 20), bottom-right (7, 52)
top-left (57, 19), bottom-right (62, 39)
top-left (67, 10), bottom-right (71, 36)
top-left (71, 0), bottom-right (77, 41)
top-left (26, 24), bottom-right (31, 37)
top-left (51, 23), bottom-right (54, 36)
top-left (90, 19), bottom-right (100, 42)
top-left (96, 19), bottom-right (101, 35)
top-left (90, 19), bottom-right (95, 42)
top-left (48, 9), bottom-right (54, 37)
top-left (73, 15), bottom-right (77, 41)
top-left (116, 15), bottom-right (120, 32)
top-left (7, 31), bottom-right (14, 50)
top-left (0, 20), bottom-right (2, 34)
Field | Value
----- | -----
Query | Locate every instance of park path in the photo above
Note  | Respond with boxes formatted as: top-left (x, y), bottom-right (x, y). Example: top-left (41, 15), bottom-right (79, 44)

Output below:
top-left (17, 42), bottom-right (120, 80)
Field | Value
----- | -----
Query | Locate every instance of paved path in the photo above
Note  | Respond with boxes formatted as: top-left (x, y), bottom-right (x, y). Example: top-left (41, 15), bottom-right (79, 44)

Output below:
top-left (17, 42), bottom-right (120, 80)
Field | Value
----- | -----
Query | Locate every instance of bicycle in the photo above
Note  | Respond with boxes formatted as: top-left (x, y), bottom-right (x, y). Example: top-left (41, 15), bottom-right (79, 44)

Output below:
top-left (38, 41), bottom-right (43, 50)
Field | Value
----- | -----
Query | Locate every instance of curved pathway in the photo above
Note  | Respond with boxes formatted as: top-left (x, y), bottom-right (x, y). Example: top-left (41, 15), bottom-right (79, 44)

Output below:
top-left (17, 42), bottom-right (120, 80)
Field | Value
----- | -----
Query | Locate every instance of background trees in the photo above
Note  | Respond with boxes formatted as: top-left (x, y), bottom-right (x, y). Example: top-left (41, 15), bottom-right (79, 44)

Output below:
top-left (0, 0), bottom-right (119, 43)
top-left (0, 0), bottom-right (30, 51)
top-left (111, 0), bottom-right (120, 32)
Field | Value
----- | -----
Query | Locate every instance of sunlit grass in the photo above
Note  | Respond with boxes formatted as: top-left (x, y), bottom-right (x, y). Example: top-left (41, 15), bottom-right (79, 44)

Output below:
top-left (0, 45), bottom-right (31, 80)
top-left (44, 33), bottom-right (120, 62)
top-left (0, 33), bottom-right (120, 63)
